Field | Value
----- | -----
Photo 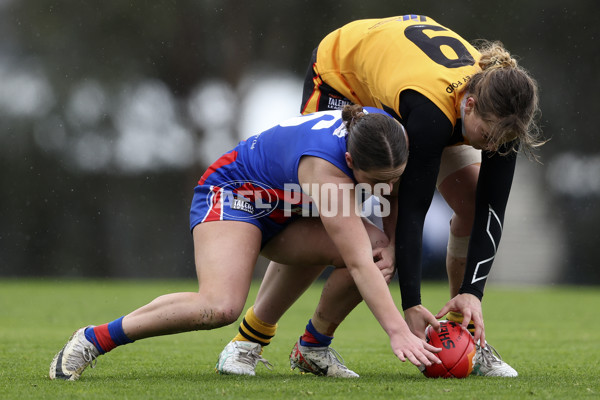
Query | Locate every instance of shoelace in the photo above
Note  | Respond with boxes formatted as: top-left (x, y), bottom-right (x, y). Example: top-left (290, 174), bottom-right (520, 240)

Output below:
top-left (314, 346), bottom-right (350, 370)
top-left (478, 343), bottom-right (504, 367)
top-left (236, 347), bottom-right (273, 370)
top-left (64, 342), bottom-right (98, 372)
top-left (82, 347), bottom-right (98, 369)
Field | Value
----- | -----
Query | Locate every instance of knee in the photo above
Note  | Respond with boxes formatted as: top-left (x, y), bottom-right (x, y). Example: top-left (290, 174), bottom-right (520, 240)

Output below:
top-left (210, 302), bottom-right (243, 326)
top-left (329, 221), bottom-right (390, 268)
top-left (452, 201), bottom-right (476, 225)
top-left (190, 294), bottom-right (245, 329)
top-left (439, 167), bottom-right (478, 223)
top-left (363, 218), bottom-right (389, 248)
top-left (370, 229), bottom-right (390, 250)
top-left (445, 190), bottom-right (476, 227)
top-left (450, 211), bottom-right (474, 237)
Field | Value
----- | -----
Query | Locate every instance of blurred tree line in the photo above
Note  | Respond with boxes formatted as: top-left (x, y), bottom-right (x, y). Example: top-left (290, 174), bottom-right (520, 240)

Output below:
top-left (0, 0), bottom-right (598, 283)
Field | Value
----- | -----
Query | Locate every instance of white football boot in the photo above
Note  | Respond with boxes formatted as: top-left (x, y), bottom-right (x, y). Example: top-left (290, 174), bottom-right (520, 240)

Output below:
top-left (472, 342), bottom-right (518, 377)
top-left (215, 341), bottom-right (273, 376)
top-left (49, 326), bottom-right (100, 380)
top-left (289, 338), bottom-right (359, 378)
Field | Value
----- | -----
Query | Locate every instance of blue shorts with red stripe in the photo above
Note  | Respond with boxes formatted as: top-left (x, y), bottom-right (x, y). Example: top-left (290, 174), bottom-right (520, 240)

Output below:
top-left (189, 150), bottom-right (311, 247)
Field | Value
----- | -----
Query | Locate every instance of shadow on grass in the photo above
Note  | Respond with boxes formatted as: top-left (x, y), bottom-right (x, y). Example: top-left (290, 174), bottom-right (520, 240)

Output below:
top-left (74, 369), bottom-right (432, 383)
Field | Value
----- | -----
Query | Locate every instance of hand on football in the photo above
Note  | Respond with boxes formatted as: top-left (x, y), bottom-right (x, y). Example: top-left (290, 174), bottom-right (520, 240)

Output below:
top-left (389, 329), bottom-right (441, 367)
top-left (435, 293), bottom-right (485, 345)
top-left (404, 305), bottom-right (441, 340)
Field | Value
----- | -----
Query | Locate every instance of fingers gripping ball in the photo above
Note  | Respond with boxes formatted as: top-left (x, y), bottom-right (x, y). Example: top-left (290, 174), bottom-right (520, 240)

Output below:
top-left (422, 321), bottom-right (476, 378)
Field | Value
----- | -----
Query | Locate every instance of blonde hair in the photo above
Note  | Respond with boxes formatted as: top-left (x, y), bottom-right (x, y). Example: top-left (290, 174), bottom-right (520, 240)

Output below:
top-left (466, 41), bottom-right (545, 160)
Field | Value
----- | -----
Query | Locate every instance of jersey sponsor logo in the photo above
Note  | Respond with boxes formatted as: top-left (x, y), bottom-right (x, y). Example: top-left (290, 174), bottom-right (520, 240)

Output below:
top-left (231, 198), bottom-right (255, 215)
top-left (327, 96), bottom-right (352, 110)
top-left (446, 74), bottom-right (473, 94)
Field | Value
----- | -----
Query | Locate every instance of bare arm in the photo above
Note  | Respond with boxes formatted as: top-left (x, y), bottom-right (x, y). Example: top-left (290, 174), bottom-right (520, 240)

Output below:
top-left (373, 186), bottom-right (398, 282)
top-left (298, 156), bottom-right (440, 366)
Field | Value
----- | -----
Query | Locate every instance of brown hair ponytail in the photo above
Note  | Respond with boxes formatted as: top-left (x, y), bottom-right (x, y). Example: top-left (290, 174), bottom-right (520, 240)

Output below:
top-left (342, 104), bottom-right (408, 171)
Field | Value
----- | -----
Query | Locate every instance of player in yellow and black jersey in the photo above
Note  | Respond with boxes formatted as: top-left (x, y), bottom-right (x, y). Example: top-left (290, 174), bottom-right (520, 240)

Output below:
top-left (302, 15), bottom-right (480, 128)
top-left (218, 15), bottom-right (545, 378)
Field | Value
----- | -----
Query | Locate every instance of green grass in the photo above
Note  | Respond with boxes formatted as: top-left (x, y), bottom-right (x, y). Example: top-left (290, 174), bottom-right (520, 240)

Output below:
top-left (1, 279), bottom-right (599, 399)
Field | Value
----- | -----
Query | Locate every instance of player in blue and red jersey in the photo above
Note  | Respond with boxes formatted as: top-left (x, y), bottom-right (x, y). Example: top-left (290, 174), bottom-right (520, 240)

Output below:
top-left (217, 15), bottom-right (545, 378)
top-left (49, 105), bottom-right (445, 381)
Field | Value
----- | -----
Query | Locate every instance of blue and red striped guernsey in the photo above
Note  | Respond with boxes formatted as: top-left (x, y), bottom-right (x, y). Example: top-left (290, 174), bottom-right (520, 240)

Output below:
top-left (198, 150), bottom-right (238, 185)
top-left (201, 186), bottom-right (224, 222)
top-left (191, 107), bottom-right (394, 230)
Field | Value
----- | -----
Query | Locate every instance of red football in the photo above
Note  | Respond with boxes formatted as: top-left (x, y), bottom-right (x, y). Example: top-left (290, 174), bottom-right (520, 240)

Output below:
top-left (422, 321), bottom-right (476, 378)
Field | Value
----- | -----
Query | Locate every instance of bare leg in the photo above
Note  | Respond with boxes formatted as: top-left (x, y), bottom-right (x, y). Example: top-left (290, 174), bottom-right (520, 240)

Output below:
top-left (437, 164), bottom-right (479, 297)
top-left (254, 261), bottom-right (326, 325)
top-left (123, 221), bottom-right (262, 340)
top-left (255, 217), bottom-right (388, 327)
top-left (445, 253), bottom-right (467, 297)
top-left (311, 268), bottom-right (362, 336)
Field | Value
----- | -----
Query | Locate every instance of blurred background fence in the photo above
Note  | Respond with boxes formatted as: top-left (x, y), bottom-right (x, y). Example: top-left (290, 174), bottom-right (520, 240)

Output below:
top-left (1, 0), bottom-right (598, 285)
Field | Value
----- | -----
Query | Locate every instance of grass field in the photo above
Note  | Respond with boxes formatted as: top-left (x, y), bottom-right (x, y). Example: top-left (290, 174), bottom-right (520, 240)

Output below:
top-left (1, 279), bottom-right (599, 399)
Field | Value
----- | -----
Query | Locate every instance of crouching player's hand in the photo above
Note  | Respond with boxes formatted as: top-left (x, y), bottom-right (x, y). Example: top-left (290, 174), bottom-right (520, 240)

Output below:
top-left (389, 328), bottom-right (441, 367)
top-left (436, 293), bottom-right (485, 345)
top-left (372, 245), bottom-right (395, 283)
top-left (404, 305), bottom-right (441, 340)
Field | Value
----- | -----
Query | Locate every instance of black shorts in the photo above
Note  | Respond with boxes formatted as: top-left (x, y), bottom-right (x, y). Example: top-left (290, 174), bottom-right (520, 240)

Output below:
top-left (300, 48), bottom-right (353, 114)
